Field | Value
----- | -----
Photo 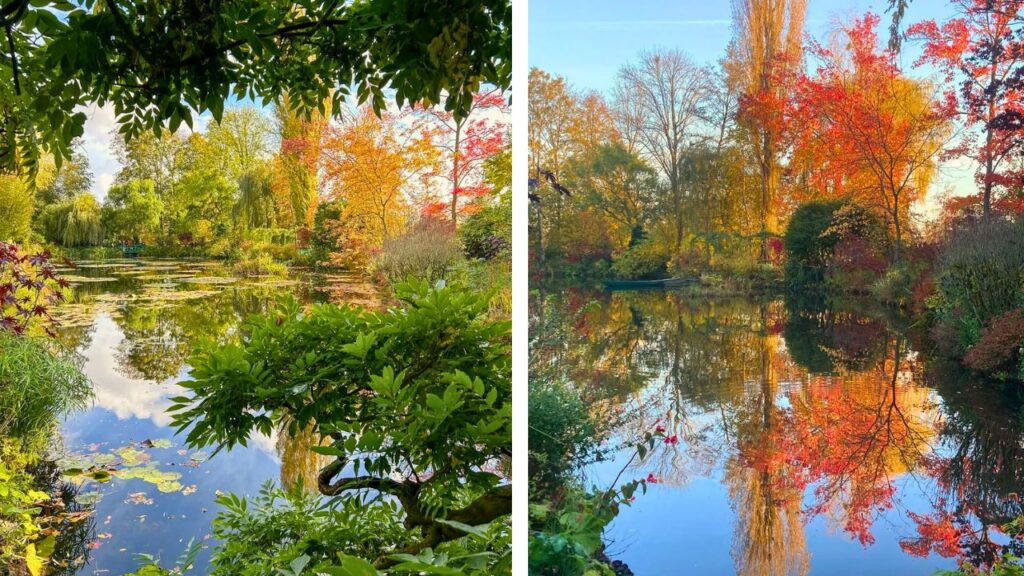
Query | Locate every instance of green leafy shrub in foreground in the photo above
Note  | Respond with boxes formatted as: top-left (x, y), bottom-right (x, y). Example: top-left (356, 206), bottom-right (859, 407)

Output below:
top-left (170, 279), bottom-right (511, 570)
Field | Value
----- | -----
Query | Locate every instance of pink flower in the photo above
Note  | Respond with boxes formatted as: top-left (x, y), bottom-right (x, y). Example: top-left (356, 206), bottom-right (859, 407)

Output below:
top-left (646, 473), bottom-right (658, 484)
top-left (664, 435), bottom-right (678, 445)
top-left (654, 424), bottom-right (666, 434)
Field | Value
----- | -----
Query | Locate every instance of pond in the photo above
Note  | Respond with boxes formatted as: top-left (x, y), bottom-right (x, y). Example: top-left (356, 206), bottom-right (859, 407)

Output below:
top-left (531, 286), bottom-right (1024, 576)
top-left (43, 259), bottom-right (382, 575)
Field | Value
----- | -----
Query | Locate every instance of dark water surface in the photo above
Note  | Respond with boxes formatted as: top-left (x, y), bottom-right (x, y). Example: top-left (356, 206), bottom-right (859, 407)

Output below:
top-left (46, 259), bottom-right (381, 575)
top-left (531, 287), bottom-right (1024, 576)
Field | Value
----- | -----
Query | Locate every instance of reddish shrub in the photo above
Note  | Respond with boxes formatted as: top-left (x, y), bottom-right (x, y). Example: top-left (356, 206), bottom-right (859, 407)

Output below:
top-left (963, 309), bottom-right (1024, 373)
top-left (0, 242), bottom-right (67, 336)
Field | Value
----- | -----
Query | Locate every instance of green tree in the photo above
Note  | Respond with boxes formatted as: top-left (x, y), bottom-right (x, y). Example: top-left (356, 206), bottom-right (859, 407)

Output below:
top-left (38, 192), bottom-right (103, 246)
top-left (567, 142), bottom-right (660, 249)
top-left (235, 165), bottom-right (277, 231)
top-left (113, 131), bottom-right (186, 197)
top-left (0, 0), bottom-right (511, 177)
top-left (102, 179), bottom-right (163, 244)
top-left (162, 169), bottom-right (235, 246)
top-left (205, 107), bottom-right (275, 183)
top-left (0, 174), bottom-right (33, 241)
top-left (34, 148), bottom-right (93, 207)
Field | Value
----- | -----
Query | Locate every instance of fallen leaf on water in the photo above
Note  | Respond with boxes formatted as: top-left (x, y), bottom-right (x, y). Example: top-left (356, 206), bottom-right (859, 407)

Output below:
top-left (125, 492), bottom-right (153, 506)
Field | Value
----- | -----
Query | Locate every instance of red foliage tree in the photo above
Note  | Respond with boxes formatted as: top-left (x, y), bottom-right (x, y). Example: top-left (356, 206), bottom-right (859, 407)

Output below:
top-left (420, 90), bottom-right (509, 227)
top-left (908, 1), bottom-right (1024, 222)
top-left (788, 14), bottom-right (951, 262)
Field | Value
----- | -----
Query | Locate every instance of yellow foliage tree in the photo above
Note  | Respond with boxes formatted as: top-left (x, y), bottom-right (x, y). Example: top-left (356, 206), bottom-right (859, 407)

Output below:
top-left (0, 175), bottom-right (34, 242)
top-left (321, 106), bottom-right (438, 268)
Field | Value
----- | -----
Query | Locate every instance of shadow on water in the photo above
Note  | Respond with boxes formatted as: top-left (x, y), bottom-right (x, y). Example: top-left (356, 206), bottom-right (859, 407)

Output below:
top-left (530, 285), bottom-right (1024, 576)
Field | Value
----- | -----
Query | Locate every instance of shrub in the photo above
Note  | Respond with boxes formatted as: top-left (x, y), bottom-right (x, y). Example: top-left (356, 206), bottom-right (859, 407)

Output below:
top-left (170, 280), bottom-right (511, 568)
top-left (0, 441), bottom-right (50, 572)
top-left (207, 482), bottom-right (407, 574)
top-left (373, 219), bottom-right (463, 286)
top-left (784, 199), bottom-right (888, 290)
top-left (870, 265), bottom-right (915, 306)
top-left (528, 380), bottom-right (603, 490)
top-left (610, 241), bottom-right (668, 280)
top-left (931, 217), bottom-right (1024, 358)
top-left (460, 192), bottom-right (511, 261)
top-left (962, 309), bottom-right (1024, 374)
top-left (232, 253), bottom-right (288, 277)
top-left (936, 218), bottom-right (1024, 327)
top-left (0, 334), bottom-right (92, 443)
top-left (0, 242), bottom-right (68, 336)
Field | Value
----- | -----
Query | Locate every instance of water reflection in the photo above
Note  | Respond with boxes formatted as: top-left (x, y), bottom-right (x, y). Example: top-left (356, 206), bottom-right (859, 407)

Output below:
top-left (530, 287), bottom-right (1024, 575)
top-left (42, 260), bottom-right (377, 574)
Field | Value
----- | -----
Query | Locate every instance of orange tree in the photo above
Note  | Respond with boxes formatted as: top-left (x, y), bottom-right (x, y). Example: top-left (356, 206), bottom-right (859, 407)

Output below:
top-left (320, 105), bottom-right (439, 269)
top-left (788, 13), bottom-right (951, 263)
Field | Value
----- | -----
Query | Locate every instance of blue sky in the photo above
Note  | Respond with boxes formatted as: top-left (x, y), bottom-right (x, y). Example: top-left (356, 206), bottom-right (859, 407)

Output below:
top-left (529, 0), bottom-right (974, 216)
top-left (529, 0), bottom-right (956, 93)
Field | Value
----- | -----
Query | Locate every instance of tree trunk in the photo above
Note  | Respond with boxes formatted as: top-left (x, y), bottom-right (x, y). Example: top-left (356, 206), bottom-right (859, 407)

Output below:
top-left (451, 123), bottom-right (463, 230)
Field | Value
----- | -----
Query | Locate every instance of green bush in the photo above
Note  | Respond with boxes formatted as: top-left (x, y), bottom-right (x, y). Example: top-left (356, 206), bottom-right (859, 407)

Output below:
top-left (207, 482), bottom-right (407, 574)
top-left (784, 199), bottom-right (887, 290)
top-left (170, 280), bottom-right (511, 568)
top-left (460, 192), bottom-right (511, 261)
top-left (610, 241), bottom-right (668, 280)
top-left (0, 441), bottom-right (51, 573)
top-left (871, 265), bottom-right (914, 306)
top-left (528, 380), bottom-right (603, 490)
top-left (931, 218), bottom-right (1024, 360)
top-left (232, 253), bottom-right (288, 277)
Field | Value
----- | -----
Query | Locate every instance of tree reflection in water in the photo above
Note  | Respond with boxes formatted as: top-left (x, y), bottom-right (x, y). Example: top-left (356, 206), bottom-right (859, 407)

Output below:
top-left (529, 287), bottom-right (1024, 574)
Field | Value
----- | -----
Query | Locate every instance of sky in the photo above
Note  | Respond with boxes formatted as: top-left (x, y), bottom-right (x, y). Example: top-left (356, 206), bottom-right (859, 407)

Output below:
top-left (528, 0), bottom-right (976, 219)
top-left (80, 102), bottom-right (226, 203)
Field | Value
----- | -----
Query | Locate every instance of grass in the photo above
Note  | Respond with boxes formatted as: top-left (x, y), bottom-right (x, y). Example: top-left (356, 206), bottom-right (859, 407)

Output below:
top-left (0, 334), bottom-right (92, 445)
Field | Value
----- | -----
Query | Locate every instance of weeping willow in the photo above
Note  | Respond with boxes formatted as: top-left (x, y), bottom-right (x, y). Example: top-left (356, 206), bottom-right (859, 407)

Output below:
top-left (234, 167), bottom-right (276, 230)
top-left (39, 193), bottom-right (104, 247)
top-left (273, 92), bottom-right (330, 228)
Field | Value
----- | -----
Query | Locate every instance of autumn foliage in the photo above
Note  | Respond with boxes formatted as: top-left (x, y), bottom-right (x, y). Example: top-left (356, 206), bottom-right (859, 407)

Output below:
top-left (0, 243), bottom-right (67, 337)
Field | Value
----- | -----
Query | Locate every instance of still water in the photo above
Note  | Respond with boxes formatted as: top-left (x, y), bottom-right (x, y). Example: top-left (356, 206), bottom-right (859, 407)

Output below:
top-left (531, 287), bottom-right (1024, 576)
top-left (46, 259), bottom-right (381, 575)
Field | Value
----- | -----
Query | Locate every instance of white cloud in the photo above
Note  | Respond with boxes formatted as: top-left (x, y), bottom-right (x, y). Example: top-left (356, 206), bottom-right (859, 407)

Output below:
top-left (78, 103), bottom-right (121, 203)
top-left (97, 173), bottom-right (115, 197)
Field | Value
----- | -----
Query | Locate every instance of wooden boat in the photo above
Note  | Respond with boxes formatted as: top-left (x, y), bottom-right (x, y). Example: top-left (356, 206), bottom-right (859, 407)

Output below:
top-left (603, 277), bottom-right (697, 290)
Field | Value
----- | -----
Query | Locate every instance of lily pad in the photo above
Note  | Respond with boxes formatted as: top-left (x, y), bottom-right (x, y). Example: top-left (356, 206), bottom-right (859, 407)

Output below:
top-left (75, 491), bottom-right (103, 506)
top-left (116, 446), bottom-right (151, 466)
top-left (118, 464), bottom-right (184, 493)
top-left (140, 439), bottom-right (173, 449)
top-left (178, 276), bottom-right (239, 285)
